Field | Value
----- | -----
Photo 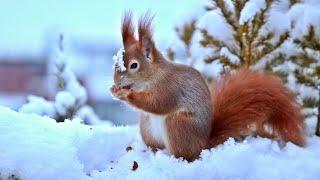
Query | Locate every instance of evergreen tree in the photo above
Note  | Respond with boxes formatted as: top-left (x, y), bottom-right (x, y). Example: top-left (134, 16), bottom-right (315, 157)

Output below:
top-left (20, 35), bottom-right (101, 125)
top-left (291, 25), bottom-right (320, 135)
top-left (53, 34), bottom-right (87, 122)
top-left (172, 0), bottom-right (320, 135)
top-left (198, 0), bottom-right (297, 69)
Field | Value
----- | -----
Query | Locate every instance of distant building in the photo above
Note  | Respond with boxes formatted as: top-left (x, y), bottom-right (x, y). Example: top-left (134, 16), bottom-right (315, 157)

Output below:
top-left (0, 55), bottom-right (49, 109)
top-left (0, 57), bottom-right (47, 94)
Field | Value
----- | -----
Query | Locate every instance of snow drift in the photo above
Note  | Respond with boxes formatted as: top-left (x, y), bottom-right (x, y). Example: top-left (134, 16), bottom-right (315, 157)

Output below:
top-left (0, 106), bottom-right (319, 180)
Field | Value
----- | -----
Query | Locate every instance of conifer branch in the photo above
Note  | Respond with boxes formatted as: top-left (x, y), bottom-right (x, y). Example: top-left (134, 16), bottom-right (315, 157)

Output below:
top-left (232, 0), bottom-right (249, 21)
top-left (215, 0), bottom-right (238, 31)
top-left (256, 31), bottom-right (290, 61)
top-left (199, 28), bottom-right (239, 57)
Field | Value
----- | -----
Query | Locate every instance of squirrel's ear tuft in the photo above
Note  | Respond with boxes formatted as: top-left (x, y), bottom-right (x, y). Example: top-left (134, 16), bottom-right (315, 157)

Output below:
top-left (138, 13), bottom-right (160, 62)
top-left (138, 12), bottom-right (154, 44)
top-left (122, 11), bottom-right (137, 49)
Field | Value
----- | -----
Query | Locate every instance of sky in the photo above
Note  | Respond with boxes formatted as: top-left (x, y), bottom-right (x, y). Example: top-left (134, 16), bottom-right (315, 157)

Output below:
top-left (0, 0), bottom-right (206, 56)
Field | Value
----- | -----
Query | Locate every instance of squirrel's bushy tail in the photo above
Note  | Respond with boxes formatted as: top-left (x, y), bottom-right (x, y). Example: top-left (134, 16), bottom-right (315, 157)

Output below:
top-left (210, 68), bottom-right (305, 147)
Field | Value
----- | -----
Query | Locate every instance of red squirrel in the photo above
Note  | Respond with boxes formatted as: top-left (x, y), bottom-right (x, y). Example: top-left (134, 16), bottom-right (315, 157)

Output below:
top-left (110, 13), bottom-right (306, 161)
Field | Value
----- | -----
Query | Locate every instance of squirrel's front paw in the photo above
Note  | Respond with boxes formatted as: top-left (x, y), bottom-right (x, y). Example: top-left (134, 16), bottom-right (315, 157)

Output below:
top-left (110, 85), bottom-right (132, 101)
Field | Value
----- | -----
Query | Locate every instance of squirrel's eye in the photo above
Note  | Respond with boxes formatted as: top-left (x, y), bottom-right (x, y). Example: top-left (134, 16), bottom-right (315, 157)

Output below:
top-left (128, 60), bottom-right (139, 72)
top-left (130, 62), bottom-right (138, 69)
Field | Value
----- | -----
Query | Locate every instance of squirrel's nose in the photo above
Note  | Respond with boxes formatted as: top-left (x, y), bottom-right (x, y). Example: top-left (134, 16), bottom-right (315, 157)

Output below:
top-left (115, 75), bottom-right (125, 86)
top-left (119, 76), bottom-right (127, 84)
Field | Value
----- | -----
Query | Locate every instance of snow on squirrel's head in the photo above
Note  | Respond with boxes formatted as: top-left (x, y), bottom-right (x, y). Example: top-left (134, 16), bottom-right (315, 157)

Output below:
top-left (113, 12), bottom-right (165, 91)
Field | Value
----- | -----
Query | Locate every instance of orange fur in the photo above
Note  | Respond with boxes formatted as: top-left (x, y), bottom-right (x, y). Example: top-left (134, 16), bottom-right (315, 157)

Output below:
top-left (138, 12), bottom-right (154, 47)
top-left (210, 69), bottom-right (306, 147)
top-left (166, 112), bottom-right (210, 161)
top-left (127, 90), bottom-right (178, 115)
top-left (121, 12), bottom-right (137, 49)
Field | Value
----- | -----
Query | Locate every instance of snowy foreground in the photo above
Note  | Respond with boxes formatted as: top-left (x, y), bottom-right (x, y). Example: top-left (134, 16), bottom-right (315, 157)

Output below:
top-left (0, 107), bottom-right (320, 180)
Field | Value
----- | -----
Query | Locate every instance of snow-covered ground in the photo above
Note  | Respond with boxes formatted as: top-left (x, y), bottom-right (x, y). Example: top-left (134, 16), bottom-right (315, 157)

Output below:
top-left (0, 106), bottom-right (319, 180)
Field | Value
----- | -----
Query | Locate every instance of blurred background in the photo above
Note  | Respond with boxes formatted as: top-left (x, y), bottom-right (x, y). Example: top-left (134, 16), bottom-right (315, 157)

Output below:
top-left (0, 0), bottom-right (206, 124)
top-left (1, 0), bottom-right (319, 129)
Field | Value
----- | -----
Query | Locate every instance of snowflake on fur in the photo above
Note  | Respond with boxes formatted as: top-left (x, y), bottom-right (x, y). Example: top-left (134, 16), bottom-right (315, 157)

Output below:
top-left (113, 48), bottom-right (126, 72)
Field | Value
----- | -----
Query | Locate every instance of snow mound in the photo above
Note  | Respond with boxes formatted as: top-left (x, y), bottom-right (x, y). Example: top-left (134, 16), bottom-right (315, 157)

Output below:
top-left (0, 106), bottom-right (320, 180)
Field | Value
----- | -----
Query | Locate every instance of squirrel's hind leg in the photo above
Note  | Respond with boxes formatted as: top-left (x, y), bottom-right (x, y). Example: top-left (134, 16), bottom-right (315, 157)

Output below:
top-left (165, 113), bottom-right (210, 161)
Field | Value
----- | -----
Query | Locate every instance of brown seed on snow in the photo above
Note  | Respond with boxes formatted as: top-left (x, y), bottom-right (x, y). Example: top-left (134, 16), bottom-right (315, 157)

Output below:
top-left (126, 146), bottom-right (133, 152)
top-left (132, 161), bottom-right (138, 171)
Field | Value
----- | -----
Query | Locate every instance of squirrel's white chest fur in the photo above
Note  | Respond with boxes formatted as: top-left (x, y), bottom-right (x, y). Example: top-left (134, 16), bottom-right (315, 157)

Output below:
top-left (147, 114), bottom-right (167, 144)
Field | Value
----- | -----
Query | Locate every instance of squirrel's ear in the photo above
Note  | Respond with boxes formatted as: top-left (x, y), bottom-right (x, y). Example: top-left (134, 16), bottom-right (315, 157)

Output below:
top-left (140, 35), bottom-right (154, 60)
top-left (121, 12), bottom-right (137, 49)
top-left (138, 13), bottom-right (160, 62)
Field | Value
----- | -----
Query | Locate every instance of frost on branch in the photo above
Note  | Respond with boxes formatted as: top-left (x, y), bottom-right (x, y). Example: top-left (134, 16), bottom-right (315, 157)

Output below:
top-left (198, 0), bottom-right (295, 69)
top-left (292, 25), bottom-right (320, 136)
top-left (170, 0), bottom-right (304, 75)
top-left (20, 35), bottom-right (100, 124)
